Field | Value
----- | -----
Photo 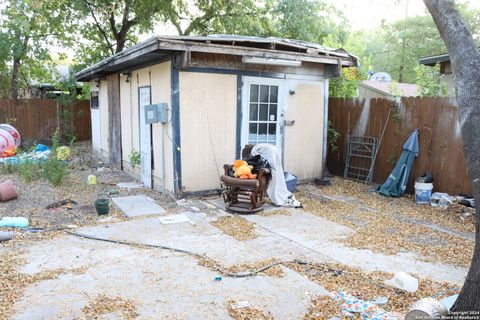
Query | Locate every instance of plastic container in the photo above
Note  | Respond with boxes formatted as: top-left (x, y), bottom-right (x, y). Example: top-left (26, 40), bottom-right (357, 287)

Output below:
top-left (94, 198), bottom-right (110, 215)
top-left (384, 272), bottom-right (419, 293)
top-left (0, 179), bottom-right (17, 202)
top-left (284, 172), bottom-right (297, 193)
top-left (414, 182), bottom-right (433, 204)
top-left (0, 217), bottom-right (29, 228)
top-left (87, 175), bottom-right (97, 185)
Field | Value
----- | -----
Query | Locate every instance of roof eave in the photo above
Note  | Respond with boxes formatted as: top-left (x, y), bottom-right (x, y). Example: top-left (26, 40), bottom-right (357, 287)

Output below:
top-left (75, 37), bottom-right (358, 82)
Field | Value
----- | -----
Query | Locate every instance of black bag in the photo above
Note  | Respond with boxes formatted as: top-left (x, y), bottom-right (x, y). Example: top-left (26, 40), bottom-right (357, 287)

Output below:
top-left (243, 154), bottom-right (270, 174)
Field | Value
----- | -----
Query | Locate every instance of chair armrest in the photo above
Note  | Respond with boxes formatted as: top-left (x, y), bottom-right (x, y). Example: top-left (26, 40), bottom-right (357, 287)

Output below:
top-left (220, 175), bottom-right (259, 188)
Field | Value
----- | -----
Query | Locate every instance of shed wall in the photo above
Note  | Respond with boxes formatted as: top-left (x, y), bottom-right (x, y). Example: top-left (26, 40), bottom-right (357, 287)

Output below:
top-left (119, 61), bottom-right (174, 193)
top-left (284, 82), bottom-right (325, 180)
top-left (99, 80), bottom-right (109, 158)
top-left (179, 72), bottom-right (237, 192)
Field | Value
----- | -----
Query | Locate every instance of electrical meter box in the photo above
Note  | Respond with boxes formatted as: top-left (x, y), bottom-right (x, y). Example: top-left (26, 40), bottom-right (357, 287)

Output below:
top-left (144, 103), bottom-right (168, 124)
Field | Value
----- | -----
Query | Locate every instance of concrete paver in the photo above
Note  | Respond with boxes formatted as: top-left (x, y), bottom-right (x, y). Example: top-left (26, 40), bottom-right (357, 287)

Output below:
top-left (111, 195), bottom-right (166, 218)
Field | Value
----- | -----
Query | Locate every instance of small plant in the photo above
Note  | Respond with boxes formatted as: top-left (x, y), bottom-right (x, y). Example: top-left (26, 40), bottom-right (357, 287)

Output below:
top-left (52, 128), bottom-right (61, 155)
top-left (42, 158), bottom-right (68, 186)
top-left (327, 121), bottom-right (341, 151)
top-left (18, 160), bottom-right (41, 183)
top-left (129, 150), bottom-right (141, 168)
top-left (0, 163), bottom-right (17, 175)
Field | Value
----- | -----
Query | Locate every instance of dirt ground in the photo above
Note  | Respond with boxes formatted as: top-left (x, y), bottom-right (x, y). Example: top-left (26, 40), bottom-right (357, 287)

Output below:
top-left (0, 142), bottom-right (476, 319)
top-left (0, 142), bottom-right (176, 245)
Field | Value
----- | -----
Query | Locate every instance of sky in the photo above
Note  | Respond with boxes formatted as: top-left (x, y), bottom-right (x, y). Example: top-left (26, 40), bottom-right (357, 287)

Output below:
top-left (328, 0), bottom-right (480, 31)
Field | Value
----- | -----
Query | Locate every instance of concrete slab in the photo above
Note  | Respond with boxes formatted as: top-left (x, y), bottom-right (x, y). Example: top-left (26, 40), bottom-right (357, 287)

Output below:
top-left (206, 197), bottom-right (277, 212)
top-left (13, 233), bottom-right (326, 320)
top-left (243, 209), bottom-right (468, 285)
top-left (73, 215), bottom-right (270, 266)
top-left (116, 182), bottom-right (145, 190)
top-left (111, 194), bottom-right (165, 218)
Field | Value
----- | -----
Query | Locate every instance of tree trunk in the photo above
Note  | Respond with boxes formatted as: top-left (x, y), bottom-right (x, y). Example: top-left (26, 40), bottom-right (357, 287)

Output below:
top-left (423, 0), bottom-right (480, 312)
top-left (11, 57), bottom-right (21, 100)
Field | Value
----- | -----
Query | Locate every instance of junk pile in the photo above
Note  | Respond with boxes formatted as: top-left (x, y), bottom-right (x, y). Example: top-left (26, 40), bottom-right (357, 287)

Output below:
top-left (250, 144), bottom-right (301, 208)
top-left (0, 124), bottom-right (21, 158)
top-left (413, 171), bottom-right (475, 212)
top-left (0, 143), bottom-right (51, 164)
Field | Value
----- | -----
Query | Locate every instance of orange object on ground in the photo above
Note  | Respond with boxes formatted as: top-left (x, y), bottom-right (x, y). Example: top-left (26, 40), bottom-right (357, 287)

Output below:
top-left (1, 146), bottom-right (17, 158)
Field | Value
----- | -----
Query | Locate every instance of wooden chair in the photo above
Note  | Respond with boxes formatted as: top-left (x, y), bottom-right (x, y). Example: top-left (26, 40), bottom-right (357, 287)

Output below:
top-left (220, 145), bottom-right (270, 214)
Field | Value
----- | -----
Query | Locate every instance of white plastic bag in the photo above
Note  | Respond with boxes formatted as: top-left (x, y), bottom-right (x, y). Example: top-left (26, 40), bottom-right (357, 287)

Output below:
top-left (430, 192), bottom-right (454, 208)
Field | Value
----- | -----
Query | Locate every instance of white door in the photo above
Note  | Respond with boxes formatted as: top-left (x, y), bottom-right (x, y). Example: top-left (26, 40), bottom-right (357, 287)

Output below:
top-left (139, 86), bottom-right (152, 188)
top-left (241, 77), bottom-right (285, 156)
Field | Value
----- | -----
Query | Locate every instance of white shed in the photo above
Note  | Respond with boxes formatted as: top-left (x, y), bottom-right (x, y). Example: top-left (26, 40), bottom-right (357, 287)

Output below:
top-left (75, 35), bottom-right (357, 197)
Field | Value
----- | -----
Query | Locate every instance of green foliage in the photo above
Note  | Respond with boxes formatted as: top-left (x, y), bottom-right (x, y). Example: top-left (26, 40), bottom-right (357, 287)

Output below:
top-left (329, 68), bottom-right (360, 98)
top-left (0, 0), bottom-right (76, 98)
top-left (389, 81), bottom-right (402, 97)
top-left (327, 121), bottom-right (341, 151)
top-left (415, 64), bottom-right (448, 97)
top-left (69, 0), bottom-right (172, 68)
top-left (129, 150), bottom-right (141, 168)
top-left (364, 5), bottom-right (480, 84)
top-left (18, 161), bottom-right (41, 183)
top-left (52, 128), bottom-right (61, 153)
top-left (41, 157), bottom-right (68, 186)
top-left (271, 0), bottom-right (348, 44)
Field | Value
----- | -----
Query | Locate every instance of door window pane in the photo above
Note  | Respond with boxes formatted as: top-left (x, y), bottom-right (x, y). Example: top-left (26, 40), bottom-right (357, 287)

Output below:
top-left (268, 123), bottom-right (276, 135)
top-left (248, 123), bottom-right (258, 142)
top-left (259, 104), bottom-right (268, 121)
top-left (249, 104), bottom-right (258, 121)
top-left (260, 85), bottom-right (269, 103)
top-left (270, 86), bottom-right (278, 103)
top-left (250, 84), bottom-right (259, 102)
top-left (258, 123), bottom-right (268, 142)
top-left (269, 104), bottom-right (277, 121)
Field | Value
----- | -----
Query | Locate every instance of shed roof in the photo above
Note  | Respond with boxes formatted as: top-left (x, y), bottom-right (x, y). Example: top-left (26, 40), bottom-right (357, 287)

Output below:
top-left (75, 35), bottom-right (358, 81)
top-left (360, 80), bottom-right (418, 97)
top-left (419, 47), bottom-right (480, 66)
top-left (419, 52), bottom-right (451, 66)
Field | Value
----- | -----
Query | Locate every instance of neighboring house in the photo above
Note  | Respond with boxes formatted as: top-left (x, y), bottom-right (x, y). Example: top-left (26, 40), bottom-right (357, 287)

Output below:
top-left (358, 80), bottom-right (418, 100)
top-left (419, 52), bottom-right (456, 96)
top-left (75, 35), bottom-right (357, 197)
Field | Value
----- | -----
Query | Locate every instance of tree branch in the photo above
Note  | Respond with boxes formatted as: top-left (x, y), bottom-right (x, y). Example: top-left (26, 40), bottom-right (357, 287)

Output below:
top-left (82, 0), bottom-right (115, 55)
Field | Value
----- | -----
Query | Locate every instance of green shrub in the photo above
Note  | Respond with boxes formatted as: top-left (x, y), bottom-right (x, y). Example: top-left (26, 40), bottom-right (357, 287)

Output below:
top-left (18, 161), bottom-right (41, 182)
top-left (41, 158), bottom-right (68, 186)
top-left (0, 163), bottom-right (17, 175)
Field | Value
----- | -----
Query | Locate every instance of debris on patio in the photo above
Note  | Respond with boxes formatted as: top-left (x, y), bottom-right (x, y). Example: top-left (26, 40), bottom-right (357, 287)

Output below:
top-left (227, 300), bottom-right (273, 320)
top-left (289, 261), bottom-right (460, 316)
top-left (330, 291), bottom-right (399, 320)
top-left (81, 294), bottom-right (138, 320)
top-left (210, 215), bottom-right (257, 240)
top-left (258, 209), bottom-right (291, 216)
top-left (0, 251), bottom-right (89, 320)
top-left (300, 192), bottom-right (473, 267)
top-left (0, 217), bottom-right (28, 228)
top-left (224, 258), bottom-right (284, 278)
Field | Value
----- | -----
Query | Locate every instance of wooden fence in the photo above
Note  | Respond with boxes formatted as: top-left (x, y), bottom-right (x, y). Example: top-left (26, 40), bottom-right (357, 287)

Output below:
top-left (0, 99), bottom-right (91, 142)
top-left (327, 97), bottom-right (473, 196)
